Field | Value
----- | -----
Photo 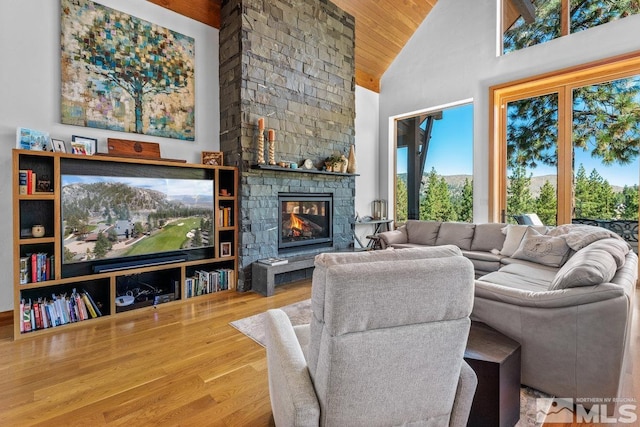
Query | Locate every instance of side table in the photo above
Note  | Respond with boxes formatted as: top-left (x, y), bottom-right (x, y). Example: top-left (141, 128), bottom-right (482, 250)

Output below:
top-left (464, 322), bottom-right (521, 427)
top-left (353, 219), bottom-right (392, 249)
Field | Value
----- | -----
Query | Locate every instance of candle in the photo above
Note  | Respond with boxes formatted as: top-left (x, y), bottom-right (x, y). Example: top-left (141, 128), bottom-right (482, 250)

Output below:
top-left (268, 129), bottom-right (275, 141)
top-left (258, 117), bottom-right (264, 130)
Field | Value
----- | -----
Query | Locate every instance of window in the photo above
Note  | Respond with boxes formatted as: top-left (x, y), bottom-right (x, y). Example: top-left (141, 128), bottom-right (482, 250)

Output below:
top-left (491, 53), bottom-right (640, 236)
top-left (502, 0), bottom-right (640, 55)
top-left (395, 102), bottom-right (473, 223)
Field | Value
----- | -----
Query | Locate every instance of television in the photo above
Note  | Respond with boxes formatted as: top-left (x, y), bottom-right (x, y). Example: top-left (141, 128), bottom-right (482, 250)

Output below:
top-left (60, 175), bottom-right (215, 272)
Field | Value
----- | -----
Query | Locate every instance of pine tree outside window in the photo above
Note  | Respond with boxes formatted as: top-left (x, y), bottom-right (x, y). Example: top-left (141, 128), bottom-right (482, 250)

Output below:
top-left (502, 0), bottom-right (640, 55)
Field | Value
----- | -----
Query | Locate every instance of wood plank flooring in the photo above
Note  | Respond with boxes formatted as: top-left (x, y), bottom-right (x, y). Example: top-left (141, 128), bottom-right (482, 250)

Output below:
top-left (0, 281), bottom-right (637, 426)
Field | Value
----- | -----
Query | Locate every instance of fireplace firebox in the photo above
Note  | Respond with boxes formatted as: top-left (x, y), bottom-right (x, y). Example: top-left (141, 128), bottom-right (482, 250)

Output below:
top-left (278, 193), bottom-right (333, 251)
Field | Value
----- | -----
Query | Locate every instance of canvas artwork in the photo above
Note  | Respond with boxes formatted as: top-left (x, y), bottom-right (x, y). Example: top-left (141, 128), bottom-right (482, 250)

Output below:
top-left (60, 0), bottom-right (195, 140)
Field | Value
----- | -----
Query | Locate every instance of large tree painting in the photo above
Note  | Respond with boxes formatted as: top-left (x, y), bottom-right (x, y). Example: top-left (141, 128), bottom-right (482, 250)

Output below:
top-left (61, 0), bottom-right (195, 140)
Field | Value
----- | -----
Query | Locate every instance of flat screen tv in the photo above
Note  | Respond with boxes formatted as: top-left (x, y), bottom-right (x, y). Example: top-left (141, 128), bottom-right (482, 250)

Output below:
top-left (61, 175), bottom-right (215, 269)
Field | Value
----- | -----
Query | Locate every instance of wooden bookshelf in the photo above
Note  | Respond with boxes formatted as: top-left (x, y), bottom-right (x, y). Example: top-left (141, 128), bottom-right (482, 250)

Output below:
top-left (12, 149), bottom-right (238, 339)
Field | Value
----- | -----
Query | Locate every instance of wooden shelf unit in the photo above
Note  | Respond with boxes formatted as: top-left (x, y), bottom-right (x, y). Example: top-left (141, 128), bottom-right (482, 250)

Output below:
top-left (12, 149), bottom-right (238, 339)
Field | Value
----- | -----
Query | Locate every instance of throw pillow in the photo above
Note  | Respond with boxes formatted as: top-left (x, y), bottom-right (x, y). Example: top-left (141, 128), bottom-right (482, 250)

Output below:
top-left (549, 246), bottom-right (618, 290)
top-left (511, 227), bottom-right (571, 267)
top-left (500, 224), bottom-right (548, 257)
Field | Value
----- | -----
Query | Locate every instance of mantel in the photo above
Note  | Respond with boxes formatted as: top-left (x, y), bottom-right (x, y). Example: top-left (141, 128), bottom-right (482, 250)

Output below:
top-left (251, 164), bottom-right (359, 176)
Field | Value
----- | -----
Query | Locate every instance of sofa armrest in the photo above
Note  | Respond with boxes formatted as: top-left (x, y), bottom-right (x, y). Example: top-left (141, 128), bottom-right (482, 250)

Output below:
top-left (474, 280), bottom-right (626, 308)
top-left (449, 361), bottom-right (477, 427)
top-left (377, 226), bottom-right (408, 248)
top-left (265, 309), bottom-right (320, 427)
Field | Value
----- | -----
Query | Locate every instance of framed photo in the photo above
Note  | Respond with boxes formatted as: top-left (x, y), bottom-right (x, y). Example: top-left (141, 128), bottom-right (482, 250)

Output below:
top-left (16, 127), bottom-right (49, 151)
top-left (71, 135), bottom-right (97, 155)
top-left (220, 242), bottom-right (232, 257)
top-left (51, 139), bottom-right (67, 153)
top-left (202, 151), bottom-right (223, 166)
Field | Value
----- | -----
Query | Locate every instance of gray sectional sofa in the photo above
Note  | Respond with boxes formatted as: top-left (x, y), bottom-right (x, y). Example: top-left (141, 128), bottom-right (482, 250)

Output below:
top-left (377, 220), bottom-right (638, 404)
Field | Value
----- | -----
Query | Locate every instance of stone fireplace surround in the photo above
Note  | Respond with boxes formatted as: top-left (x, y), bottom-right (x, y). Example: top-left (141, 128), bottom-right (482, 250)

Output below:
top-left (219, 0), bottom-right (356, 291)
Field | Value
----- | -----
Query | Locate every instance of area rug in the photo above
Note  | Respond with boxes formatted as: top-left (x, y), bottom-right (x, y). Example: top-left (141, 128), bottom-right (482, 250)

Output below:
top-left (230, 299), bottom-right (550, 427)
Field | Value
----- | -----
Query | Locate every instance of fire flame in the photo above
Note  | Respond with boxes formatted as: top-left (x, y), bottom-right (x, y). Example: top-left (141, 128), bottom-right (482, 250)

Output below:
top-left (290, 213), bottom-right (304, 235)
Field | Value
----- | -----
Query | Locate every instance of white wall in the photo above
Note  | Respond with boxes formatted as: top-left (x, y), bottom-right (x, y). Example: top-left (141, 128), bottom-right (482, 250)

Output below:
top-left (379, 0), bottom-right (640, 222)
top-left (354, 86), bottom-right (380, 246)
top-left (0, 0), bottom-right (219, 312)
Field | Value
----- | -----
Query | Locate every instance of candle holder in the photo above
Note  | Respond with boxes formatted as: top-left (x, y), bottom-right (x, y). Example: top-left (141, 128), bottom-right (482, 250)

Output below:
top-left (268, 129), bottom-right (276, 165)
top-left (257, 131), bottom-right (265, 164)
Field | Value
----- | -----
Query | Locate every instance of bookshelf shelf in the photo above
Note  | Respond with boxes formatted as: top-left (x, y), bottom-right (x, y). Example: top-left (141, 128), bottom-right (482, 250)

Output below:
top-left (12, 149), bottom-right (238, 339)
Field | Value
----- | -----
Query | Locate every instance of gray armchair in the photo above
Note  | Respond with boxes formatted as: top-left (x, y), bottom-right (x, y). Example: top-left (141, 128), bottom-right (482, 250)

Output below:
top-left (265, 247), bottom-right (478, 426)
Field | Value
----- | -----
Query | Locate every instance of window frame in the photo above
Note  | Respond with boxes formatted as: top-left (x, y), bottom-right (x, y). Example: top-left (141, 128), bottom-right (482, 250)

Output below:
top-left (490, 50), bottom-right (640, 224)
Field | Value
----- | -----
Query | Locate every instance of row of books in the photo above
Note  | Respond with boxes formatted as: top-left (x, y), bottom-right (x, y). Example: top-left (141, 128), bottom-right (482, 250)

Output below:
top-left (186, 268), bottom-right (235, 298)
top-left (20, 289), bottom-right (102, 333)
top-left (20, 253), bottom-right (54, 284)
top-left (18, 169), bottom-right (38, 195)
top-left (218, 207), bottom-right (233, 227)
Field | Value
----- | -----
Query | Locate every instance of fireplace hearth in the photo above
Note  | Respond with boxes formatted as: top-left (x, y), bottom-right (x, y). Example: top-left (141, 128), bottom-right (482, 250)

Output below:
top-left (279, 193), bottom-right (333, 251)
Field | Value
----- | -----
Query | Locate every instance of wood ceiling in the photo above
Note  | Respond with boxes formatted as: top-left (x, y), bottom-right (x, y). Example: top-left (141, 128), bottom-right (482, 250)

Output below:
top-left (148, 0), bottom-right (437, 93)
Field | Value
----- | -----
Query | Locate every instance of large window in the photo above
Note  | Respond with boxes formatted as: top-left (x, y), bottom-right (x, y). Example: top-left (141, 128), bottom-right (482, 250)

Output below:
top-left (395, 103), bottom-right (473, 223)
top-left (502, 0), bottom-right (640, 55)
top-left (491, 53), bottom-right (640, 237)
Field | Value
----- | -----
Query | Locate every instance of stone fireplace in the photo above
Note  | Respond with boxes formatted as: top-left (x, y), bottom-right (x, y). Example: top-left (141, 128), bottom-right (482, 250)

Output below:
top-left (219, 0), bottom-right (356, 291)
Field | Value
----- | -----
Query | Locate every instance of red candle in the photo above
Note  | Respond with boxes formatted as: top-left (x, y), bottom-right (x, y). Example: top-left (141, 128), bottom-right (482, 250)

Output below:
top-left (268, 129), bottom-right (275, 141)
top-left (258, 117), bottom-right (264, 130)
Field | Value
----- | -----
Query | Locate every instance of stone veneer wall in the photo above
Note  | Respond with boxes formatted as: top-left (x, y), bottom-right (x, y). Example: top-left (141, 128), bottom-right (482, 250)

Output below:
top-left (219, 0), bottom-right (356, 291)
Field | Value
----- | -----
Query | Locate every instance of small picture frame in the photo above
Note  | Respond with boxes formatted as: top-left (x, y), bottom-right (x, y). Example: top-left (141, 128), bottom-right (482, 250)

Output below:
top-left (71, 135), bottom-right (97, 155)
top-left (202, 151), bottom-right (224, 166)
top-left (51, 138), bottom-right (67, 153)
top-left (16, 127), bottom-right (49, 151)
top-left (220, 242), bottom-right (232, 257)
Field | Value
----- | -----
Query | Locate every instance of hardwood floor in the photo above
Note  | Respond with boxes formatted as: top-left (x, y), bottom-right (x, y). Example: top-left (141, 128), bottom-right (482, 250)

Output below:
top-left (0, 281), bottom-right (637, 426)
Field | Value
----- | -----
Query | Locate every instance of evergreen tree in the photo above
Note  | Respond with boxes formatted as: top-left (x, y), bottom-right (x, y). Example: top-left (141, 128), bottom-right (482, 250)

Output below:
top-left (421, 169), bottom-right (456, 221)
top-left (93, 232), bottom-right (111, 259)
top-left (395, 177), bottom-right (408, 222)
top-left (535, 180), bottom-right (557, 225)
top-left (574, 164), bottom-right (589, 218)
top-left (621, 185), bottom-right (639, 220)
top-left (507, 165), bottom-right (534, 219)
top-left (457, 178), bottom-right (473, 222)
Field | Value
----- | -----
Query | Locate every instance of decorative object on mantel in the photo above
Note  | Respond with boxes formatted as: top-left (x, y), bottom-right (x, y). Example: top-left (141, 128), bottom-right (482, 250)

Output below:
top-left (202, 151), bottom-right (223, 166)
top-left (268, 129), bottom-right (276, 165)
top-left (324, 154), bottom-right (343, 172)
top-left (303, 158), bottom-right (314, 170)
top-left (16, 127), bottom-right (49, 151)
top-left (347, 144), bottom-right (357, 173)
top-left (257, 118), bottom-right (265, 164)
top-left (339, 154), bottom-right (349, 173)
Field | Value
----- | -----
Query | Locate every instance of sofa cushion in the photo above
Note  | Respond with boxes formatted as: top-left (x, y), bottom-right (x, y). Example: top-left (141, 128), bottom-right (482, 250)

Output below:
top-left (478, 270), bottom-right (551, 292)
top-left (549, 246), bottom-right (618, 290)
top-left (377, 227), bottom-right (408, 247)
top-left (470, 223), bottom-right (507, 252)
top-left (500, 224), bottom-right (548, 257)
top-left (584, 238), bottom-right (630, 268)
top-left (548, 223), bottom-right (625, 251)
top-left (511, 228), bottom-right (571, 267)
top-left (405, 220), bottom-right (441, 245)
top-left (435, 222), bottom-right (476, 250)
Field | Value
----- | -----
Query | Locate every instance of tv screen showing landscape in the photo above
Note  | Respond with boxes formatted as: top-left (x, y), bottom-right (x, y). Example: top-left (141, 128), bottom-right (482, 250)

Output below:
top-left (61, 175), bottom-right (215, 264)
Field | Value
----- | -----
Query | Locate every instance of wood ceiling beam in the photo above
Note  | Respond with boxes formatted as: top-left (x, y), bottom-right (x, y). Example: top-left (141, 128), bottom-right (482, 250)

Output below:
top-left (147, 0), bottom-right (221, 28)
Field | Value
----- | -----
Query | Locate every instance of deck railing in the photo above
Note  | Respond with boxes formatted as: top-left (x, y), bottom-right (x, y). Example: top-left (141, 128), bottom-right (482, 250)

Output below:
top-left (572, 218), bottom-right (639, 253)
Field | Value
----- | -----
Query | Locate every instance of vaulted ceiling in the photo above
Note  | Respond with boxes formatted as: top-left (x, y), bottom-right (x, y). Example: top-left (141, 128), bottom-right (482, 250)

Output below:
top-left (147, 0), bottom-right (529, 92)
top-left (148, 0), bottom-right (436, 92)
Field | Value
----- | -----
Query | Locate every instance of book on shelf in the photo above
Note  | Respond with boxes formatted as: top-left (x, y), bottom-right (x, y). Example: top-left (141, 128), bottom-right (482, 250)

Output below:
top-left (258, 257), bottom-right (288, 266)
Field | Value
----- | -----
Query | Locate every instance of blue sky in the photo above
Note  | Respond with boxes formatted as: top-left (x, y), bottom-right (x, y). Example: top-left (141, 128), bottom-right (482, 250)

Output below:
top-left (397, 102), bottom-right (639, 187)
top-left (61, 175), bottom-right (214, 197)
top-left (396, 104), bottom-right (473, 176)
